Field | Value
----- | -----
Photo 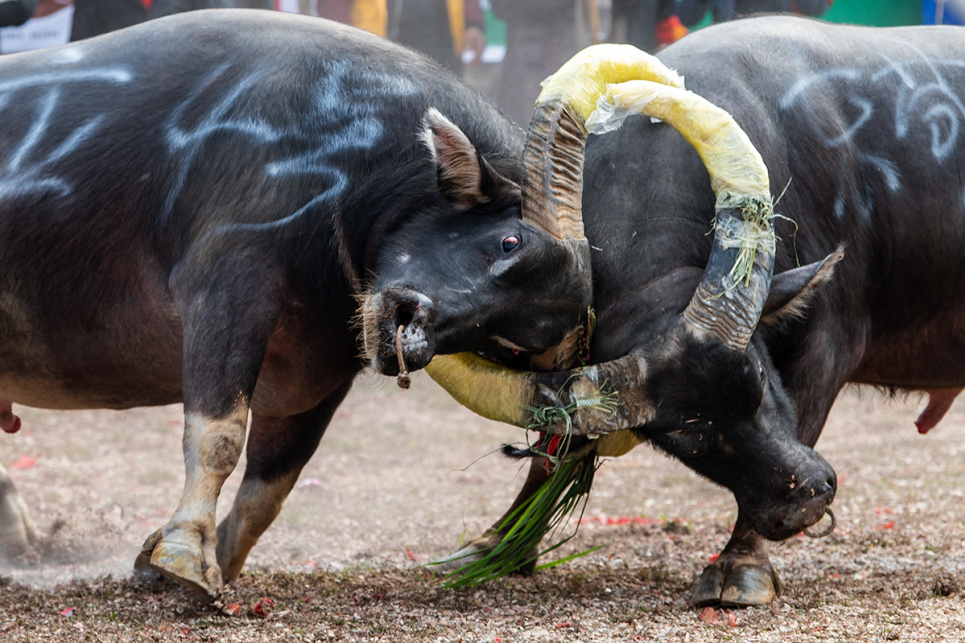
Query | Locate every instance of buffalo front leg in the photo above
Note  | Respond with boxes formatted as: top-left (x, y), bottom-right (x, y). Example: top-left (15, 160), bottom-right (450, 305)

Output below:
top-left (216, 383), bottom-right (351, 582)
top-left (0, 462), bottom-right (38, 559)
top-left (135, 407), bottom-right (248, 597)
top-left (433, 457), bottom-right (554, 574)
top-left (135, 261), bottom-right (283, 597)
top-left (692, 512), bottom-right (777, 608)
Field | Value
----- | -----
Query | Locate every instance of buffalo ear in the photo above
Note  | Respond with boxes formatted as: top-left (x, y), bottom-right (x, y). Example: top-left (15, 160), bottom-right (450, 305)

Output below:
top-left (759, 247), bottom-right (845, 327)
top-left (421, 108), bottom-right (519, 210)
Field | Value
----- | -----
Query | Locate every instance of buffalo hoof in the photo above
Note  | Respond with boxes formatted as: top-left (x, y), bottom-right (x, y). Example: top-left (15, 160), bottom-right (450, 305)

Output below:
top-left (692, 563), bottom-right (777, 608)
top-left (133, 528), bottom-right (162, 573)
top-left (692, 566), bottom-right (725, 607)
top-left (134, 528), bottom-right (222, 599)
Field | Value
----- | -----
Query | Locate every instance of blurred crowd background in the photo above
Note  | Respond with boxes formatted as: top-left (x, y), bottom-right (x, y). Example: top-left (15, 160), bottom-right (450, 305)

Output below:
top-left (0, 0), bottom-right (962, 125)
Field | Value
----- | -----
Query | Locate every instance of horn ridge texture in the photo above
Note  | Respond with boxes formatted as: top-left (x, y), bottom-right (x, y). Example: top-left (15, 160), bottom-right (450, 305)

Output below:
top-left (522, 101), bottom-right (586, 241)
top-left (681, 205), bottom-right (776, 352)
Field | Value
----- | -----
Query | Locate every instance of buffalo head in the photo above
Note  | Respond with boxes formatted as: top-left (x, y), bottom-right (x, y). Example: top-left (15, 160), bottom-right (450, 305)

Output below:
top-left (361, 108), bottom-right (592, 375)
top-left (427, 46), bottom-right (839, 541)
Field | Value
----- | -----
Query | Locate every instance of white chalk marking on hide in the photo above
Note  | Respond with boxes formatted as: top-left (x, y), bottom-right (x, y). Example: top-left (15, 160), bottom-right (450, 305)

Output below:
top-left (0, 68), bottom-right (133, 93)
top-left (779, 68), bottom-right (862, 111)
top-left (160, 65), bottom-right (284, 221)
top-left (833, 192), bottom-right (846, 220)
top-left (825, 97), bottom-right (873, 148)
top-left (9, 89), bottom-right (59, 172)
top-left (857, 152), bottom-right (902, 193)
top-left (212, 189), bottom-right (344, 237)
top-left (46, 115), bottom-right (106, 164)
top-left (165, 70), bottom-right (283, 151)
top-left (49, 46), bottom-right (85, 65)
top-left (0, 177), bottom-right (71, 201)
top-left (0, 67), bottom-right (133, 203)
top-left (159, 58), bottom-right (418, 231)
top-left (779, 55), bottom-right (965, 218)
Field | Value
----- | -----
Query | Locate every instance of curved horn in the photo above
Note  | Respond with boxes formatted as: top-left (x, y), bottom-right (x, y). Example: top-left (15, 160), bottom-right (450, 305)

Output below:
top-left (427, 48), bottom-right (682, 436)
top-left (522, 44), bottom-right (685, 241)
top-left (589, 80), bottom-right (775, 351)
top-left (429, 47), bottom-right (775, 439)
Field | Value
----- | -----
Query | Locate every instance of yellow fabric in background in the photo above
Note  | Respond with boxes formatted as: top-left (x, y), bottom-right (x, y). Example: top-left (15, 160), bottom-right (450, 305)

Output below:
top-left (353, 1), bottom-right (463, 51)
top-left (351, 0), bottom-right (387, 36)
top-left (446, 0), bottom-right (465, 56)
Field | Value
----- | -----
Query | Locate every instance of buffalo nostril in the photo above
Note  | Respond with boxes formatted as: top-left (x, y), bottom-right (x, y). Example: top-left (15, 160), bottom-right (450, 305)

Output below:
top-left (383, 290), bottom-right (433, 330)
top-left (811, 478), bottom-right (835, 501)
top-left (394, 302), bottom-right (417, 328)
top-left (795, 476), bottom-right (835, 503)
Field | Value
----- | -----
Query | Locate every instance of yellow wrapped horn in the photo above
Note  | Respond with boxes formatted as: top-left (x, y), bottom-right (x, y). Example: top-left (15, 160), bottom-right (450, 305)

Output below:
top-left (536, 43), bottom-right (686, 127)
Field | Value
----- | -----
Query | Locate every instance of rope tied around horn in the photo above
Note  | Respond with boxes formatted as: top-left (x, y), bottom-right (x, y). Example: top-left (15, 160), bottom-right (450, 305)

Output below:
top-left (713, 192), bottom-right (776, 288)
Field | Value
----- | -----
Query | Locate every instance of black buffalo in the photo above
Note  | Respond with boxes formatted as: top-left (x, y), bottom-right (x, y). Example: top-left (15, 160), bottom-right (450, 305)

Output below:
top-left (431, 16), bottom-right (965, 607)
top-left (0, 10), bottom-right (592, 596)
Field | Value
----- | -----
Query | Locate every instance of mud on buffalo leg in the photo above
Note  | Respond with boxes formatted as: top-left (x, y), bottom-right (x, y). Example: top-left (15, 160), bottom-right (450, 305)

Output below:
top-left (0, 462), bottom-right (37, 559)
top-left (434, 457), bottom-right (554, 573)
top-left (216, 382), bottom-right (352, 582)
top-left (135, 405), bottom-right (249, 597)
top-left (135, 261), bottom-right (283, 597)
top-left (692, 513), bottom-right (777, 608)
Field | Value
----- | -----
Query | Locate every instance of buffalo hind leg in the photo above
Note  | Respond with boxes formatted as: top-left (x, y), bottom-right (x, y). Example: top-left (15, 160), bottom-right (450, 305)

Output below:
top-left (433, 457), bottom-right (553, 574)
top-left (692, 512), bottom-right (777, 608)
top-left (216, 383), bottom-right (351, 582)
top-left (0, 462), bottom-right (37, 559)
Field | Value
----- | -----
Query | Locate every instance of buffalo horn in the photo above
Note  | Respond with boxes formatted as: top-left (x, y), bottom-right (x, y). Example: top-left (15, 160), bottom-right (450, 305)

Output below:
top-left (429, 47), bottom-right (776, 441)
top-left (427, 350), bottom-right (655, 438)
top-left (592, 81), bottom-right (777, 352)
top-left (521, 44), bottom-right (685, 242)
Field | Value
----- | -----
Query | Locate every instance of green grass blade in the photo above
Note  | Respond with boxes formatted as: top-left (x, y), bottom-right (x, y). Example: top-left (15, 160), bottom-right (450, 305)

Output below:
top-left (438, 454), bottom-right (600, 588)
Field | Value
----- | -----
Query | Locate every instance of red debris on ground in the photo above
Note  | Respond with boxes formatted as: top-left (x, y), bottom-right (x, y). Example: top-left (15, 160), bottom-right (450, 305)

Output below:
top-left (11, 454), bottom-right (36, 469)
top-left (251, 597), bottom-right (275, 618)
top-left (579, 515), bottom-right (664, 526)
top-left (405, 547), bottom-right (425, 562)
top-left (698, 607), bottom-right (738, 627)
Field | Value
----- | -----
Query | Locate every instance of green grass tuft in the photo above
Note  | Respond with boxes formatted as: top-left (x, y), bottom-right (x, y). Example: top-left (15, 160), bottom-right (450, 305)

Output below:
top-left (437, 453), bottom-right (600, 588)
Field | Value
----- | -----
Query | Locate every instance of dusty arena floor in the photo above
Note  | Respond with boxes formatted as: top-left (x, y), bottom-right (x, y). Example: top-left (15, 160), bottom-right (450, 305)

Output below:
top-left (2, 374), bottom-right (965, 641)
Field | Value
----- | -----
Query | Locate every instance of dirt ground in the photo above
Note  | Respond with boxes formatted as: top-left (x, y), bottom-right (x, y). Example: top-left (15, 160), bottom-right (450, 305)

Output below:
top-left (2, 374), bottom-right (965, 642)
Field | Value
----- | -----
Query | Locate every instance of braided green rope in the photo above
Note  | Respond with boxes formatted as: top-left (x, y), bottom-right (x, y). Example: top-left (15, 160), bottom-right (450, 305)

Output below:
top-left (523, 386), bottom-right (620, 470)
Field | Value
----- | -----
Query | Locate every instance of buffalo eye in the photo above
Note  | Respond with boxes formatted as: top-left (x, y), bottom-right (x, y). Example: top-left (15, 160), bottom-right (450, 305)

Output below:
top-left (501, 235), bottom-right (520, 253)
